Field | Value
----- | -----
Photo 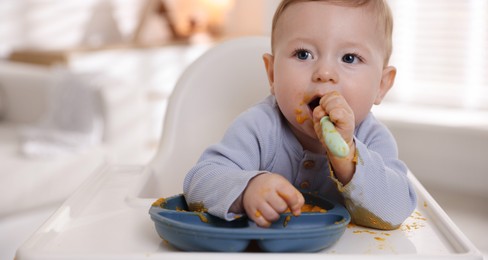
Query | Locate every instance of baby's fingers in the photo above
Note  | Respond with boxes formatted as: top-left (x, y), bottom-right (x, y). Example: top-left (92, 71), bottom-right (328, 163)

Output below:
top-left (251, 204), bottom-right (280, 227)
top-left (252, 210), bottom-right (270, 227)
top-left (278, 189), bottom-right (305, 216)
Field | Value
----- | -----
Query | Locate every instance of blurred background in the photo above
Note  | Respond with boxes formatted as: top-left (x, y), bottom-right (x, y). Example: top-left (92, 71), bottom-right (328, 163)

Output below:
top-left (0, 0), bottom-right (486, 259)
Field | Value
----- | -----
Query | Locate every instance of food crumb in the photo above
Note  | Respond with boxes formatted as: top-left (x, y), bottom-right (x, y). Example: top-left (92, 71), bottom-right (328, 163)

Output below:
top-left (353, 230), bottom-right (377, 235)
top-left (347, 223), bottom-right (357, 228)
top-left (283, 215), bottom-right (292, 227)
top-left (152, 198), bottom-right (167, 207)
top-left (284, 203), bottom-right (327, 213)
top-left (335, 218), bottom-right (346, 225)
top-left (255, 210), bottom-right (262, 218)
top-left (196, 212), bottom-right (208, 223)
top-left (188, 202), bottom-right (207, 212)
top-left (409, 211), bottom-right (427, 221)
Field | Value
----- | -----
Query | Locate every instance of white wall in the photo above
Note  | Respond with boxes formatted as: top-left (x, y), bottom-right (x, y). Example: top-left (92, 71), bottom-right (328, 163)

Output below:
top-left (224, 0), bottom-right (279, 36)
top-left (0, 0), bottom-right (144, 53)
top-left (0, 0), bottom-right (279, 56)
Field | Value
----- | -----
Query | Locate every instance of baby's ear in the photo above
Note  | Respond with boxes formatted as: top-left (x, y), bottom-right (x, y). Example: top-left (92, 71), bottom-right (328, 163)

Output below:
top-left (262, 53), bottom-right (275, 95)
top-left (374, 66), bottom-right (396, 105)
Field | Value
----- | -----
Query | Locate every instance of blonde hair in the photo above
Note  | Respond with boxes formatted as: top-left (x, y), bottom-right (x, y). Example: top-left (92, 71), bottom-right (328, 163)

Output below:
top-left (270, 0), bottom-right (394, 65)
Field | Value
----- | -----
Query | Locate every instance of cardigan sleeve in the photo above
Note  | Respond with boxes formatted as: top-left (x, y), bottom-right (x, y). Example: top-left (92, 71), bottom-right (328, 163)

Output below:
top-left (183, 101), bottom-right (279, 221)
top-left (331, 113), bottom-right (417, 229)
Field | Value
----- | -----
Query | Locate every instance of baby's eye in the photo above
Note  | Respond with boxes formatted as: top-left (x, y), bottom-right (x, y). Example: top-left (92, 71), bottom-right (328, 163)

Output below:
top-left (342, 53), bottom-right (362, 64)
top-left (294, 49), bottom-right (312, 60)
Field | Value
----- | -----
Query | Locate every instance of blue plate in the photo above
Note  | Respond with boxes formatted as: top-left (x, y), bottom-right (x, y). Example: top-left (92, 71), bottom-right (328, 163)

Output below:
top-left (149, 192), bottom-right (350, 252)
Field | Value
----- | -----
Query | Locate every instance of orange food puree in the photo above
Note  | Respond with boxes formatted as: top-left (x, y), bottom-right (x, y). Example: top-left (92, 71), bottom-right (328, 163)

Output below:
top-left (284, 203), bottom-right (327, 213)
top-left (255, 210), bottom-right (262, 218)
top-left (294, 108), bottom-right (309, 124)
top-left (152, 198), bottom-right (167, 207)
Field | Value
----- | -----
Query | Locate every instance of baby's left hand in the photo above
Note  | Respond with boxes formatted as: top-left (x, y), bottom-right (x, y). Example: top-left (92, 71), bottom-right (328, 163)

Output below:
top-left (312, 91), bottom-right (356, 184)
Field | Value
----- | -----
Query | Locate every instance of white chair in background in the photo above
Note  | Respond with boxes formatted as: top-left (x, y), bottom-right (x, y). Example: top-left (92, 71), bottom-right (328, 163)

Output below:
top-left (138, 36), bottom-right (271, 199)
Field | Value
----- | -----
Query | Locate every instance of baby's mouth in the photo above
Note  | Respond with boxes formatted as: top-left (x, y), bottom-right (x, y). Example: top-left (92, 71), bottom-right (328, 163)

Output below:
top-left (307, 96), bottom-right (321, 112)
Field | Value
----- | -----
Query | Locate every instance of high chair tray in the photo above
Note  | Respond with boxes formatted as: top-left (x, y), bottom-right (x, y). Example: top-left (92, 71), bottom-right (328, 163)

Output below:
top-left (16, 164), bottom-right (482, 259)
top-left (149, 193), bottom-right (350, 252)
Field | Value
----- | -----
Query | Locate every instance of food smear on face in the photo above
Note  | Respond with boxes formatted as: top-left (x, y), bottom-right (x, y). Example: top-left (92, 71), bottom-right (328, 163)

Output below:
top-left (295, 108), bottom-right (309, 124)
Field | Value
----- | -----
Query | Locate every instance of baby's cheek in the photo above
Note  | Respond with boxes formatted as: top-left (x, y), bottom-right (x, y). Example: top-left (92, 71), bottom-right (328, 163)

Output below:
top-left (295, 110), bottom-right (310, 124)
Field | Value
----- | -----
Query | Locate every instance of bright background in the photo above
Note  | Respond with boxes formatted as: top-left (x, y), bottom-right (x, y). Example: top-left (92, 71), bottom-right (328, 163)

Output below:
top-left (0, 0), bottom-right (487, 110)
top-left (0, 0), bottom-right (486, 259)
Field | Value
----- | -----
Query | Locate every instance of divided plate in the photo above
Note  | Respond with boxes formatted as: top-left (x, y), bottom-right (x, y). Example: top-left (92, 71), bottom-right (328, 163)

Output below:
top-left (149, 192), bottom-right (350, 252)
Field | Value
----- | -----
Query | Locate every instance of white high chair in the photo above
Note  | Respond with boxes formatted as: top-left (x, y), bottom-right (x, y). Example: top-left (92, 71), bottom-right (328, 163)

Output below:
top-left (16, 36), bottom-right (482, 259)
top-left (140, 36), bottom-right (271, 199)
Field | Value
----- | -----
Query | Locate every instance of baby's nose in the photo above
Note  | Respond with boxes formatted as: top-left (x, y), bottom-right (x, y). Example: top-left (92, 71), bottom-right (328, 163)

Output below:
top-left (312, 61), bottom-right (339, 83)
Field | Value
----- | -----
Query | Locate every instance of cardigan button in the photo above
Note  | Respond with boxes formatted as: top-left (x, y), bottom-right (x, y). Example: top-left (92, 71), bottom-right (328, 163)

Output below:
top-left (300, 181), bottom-right (310, 190)
top-left (303, 160), bottom-right (315, 169)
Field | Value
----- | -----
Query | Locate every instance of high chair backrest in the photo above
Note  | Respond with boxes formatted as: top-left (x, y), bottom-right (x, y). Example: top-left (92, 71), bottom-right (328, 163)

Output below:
top-left (149, 36), bottom-right (271, 196)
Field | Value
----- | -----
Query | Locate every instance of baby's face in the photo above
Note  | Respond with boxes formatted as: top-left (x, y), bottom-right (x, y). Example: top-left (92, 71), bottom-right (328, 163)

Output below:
top-left (264, 1), bottom-right (394, 142)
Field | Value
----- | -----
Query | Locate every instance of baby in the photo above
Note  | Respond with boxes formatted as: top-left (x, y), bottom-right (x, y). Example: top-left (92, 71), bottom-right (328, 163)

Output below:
top-left (184, 0), bottom-right (416, 230)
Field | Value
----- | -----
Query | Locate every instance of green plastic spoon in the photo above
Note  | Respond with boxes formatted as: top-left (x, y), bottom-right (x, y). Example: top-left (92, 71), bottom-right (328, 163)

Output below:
top-left (320, 116), bottom-right (350, 158)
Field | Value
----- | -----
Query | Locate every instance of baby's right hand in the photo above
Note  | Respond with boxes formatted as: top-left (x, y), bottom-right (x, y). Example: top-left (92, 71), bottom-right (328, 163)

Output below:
top-left (243, 173), bottom-right (305, 227)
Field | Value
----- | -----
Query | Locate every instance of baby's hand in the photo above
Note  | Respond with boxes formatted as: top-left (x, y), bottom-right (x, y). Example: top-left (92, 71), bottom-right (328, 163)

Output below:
top-left (312, 91), bottom-right (355, 147)
top-left (243, 173), bottom-right (304, 227)
top-left (312, 91), bottom-right (356, 184)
